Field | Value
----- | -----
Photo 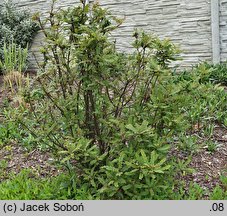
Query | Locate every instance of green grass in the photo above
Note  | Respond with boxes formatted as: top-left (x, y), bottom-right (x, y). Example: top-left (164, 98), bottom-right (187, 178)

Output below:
top-left (0, 168), bottom-right (226, 200)
top-left (0, 169), bottom-right (90, 200)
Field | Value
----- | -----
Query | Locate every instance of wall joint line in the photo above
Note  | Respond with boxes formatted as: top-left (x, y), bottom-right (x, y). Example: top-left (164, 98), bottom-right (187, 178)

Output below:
top-left (211, 0), bottom-right (220, 64)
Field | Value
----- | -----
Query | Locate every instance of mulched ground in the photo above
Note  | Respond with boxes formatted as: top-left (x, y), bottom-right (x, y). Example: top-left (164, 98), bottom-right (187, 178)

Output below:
top-left (171, 125), bottom-right (227, 195)
top-left (0, 142), bottom-right (62, 181)
top-left (190, 126), bottom-right (227, 188)
top-left (0, 74), bottom-right (226, 196)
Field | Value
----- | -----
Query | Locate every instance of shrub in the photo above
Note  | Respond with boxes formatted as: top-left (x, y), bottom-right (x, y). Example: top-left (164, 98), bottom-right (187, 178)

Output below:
top-left (11, 0), bottom-right (227, 199)
top-left (0, 0), bottom-right (39, 61)
top-left (9, 0), bottom-right (183, 199)
top-left (6, 1), bottom-right (227, 199)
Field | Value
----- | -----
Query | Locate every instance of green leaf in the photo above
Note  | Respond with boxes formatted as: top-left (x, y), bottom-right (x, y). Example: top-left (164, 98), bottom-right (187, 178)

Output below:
top-left (125, 124), bottom-right (137, 133)
top-left (150, 151), bottom-right (158, 165)
top-left (122, 185), bottom-right (132, 191)
top-left (139, 173), bottom-right (144, 180)
top-left (157, 145), bottom-right (170, 153)
top-left (140, 149), bottom-right (148, 163)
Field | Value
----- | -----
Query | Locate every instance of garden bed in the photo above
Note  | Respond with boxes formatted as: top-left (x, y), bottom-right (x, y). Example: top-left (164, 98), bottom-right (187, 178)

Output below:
top-left (0, 1), bottom-right (226, 200)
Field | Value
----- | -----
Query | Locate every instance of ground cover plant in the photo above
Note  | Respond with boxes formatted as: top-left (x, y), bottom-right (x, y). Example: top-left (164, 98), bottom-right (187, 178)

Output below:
top-left (0, 0), bottom-right (226, 200)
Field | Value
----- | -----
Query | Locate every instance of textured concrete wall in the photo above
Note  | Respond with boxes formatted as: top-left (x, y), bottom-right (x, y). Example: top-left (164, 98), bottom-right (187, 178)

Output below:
top-left (17, 0), bottom-right (217, 69)
top-left (18, 0), bottom-right (80, 14)
top-left (98, 0), bottom-right (212, 68)
top-left (220, 0), bottom-right (227, 62)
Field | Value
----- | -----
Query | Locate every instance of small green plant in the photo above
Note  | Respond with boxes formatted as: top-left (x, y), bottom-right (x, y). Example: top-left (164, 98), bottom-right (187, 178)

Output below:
top-left (0, 41), bottom-right (28, 93)
top-left (0, 41), bottom-right (28, 73)
top-left (203, 124), bottom-right (214, 138)
top-left (173, 157), bottom-right (194, 177)
top-left (0, 159), bottom-right (8, 169)
top-left (198, 62), bottom-right (227, 85)
top-left (210, 186), bottom-right (227, 200)
top-left (186, 183), bottom-right (206, 200)
top-left (0, 120), bottom-right (19, 146)
top-left (206, 140), bottom-right (218, 153)
top-left (223, 118), bottom-right (227, 127)
top-left (178, 135), bottom-right (199, 154)
top-left (0, 169), bottom-right (89, 200)
top-left (209, 176), bottom-right (227, 200)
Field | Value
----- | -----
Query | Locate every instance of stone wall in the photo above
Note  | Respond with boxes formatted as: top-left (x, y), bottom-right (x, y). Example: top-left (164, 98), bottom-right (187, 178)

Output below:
top-left (17, 0), bottom-right (225, 70)
top-left (97, 0), bottom-right (212, 67)
top-left (220, 0), bottom-right (227, 62)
